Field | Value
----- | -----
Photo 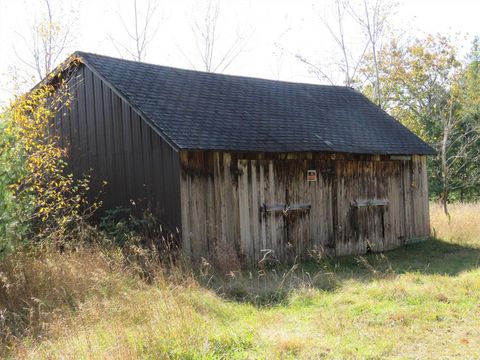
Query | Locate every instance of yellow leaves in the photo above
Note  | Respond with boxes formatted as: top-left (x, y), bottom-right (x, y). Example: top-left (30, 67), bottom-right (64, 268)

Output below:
top-left (38, 20), bottom-right (62, 40)
top-left (2, 79), bottom-right (94, 239)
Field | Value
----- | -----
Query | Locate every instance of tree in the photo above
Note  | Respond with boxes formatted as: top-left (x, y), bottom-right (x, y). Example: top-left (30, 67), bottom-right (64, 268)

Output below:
top-left (459, 37), bottom-right (480, 128)
top-left (297, 0), bottom-right (362, 85)
top-left (454, 37), bottom-right (480, 201)
top-left (346, 0), bottom-right (393, 105)
top-left (109, 0), bottom-right (162, 62)
top-left (180, 0), bottom-right (252, 73)
top-left (271, 27), bottom-right (291, 80)
top-left (362, 35), bottom-right (480, 215)
top-left (14, 0), bottom-right (76, 81)
top-left (297, 0), bottom-right (395, 93)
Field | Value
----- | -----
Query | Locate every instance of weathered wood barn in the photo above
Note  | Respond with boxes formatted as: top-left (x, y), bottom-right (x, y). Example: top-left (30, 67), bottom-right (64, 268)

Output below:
top-left (50, 51), bottom-right (434, 264)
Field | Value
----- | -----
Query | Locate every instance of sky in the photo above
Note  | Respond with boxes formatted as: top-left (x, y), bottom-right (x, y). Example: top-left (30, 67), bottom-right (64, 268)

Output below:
top-left (0, 0), bottom-right (479, 106)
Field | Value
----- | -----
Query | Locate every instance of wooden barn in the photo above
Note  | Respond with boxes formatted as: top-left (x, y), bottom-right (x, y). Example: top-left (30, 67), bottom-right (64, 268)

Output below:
top-left (49, 51), bottom-right (435, 264)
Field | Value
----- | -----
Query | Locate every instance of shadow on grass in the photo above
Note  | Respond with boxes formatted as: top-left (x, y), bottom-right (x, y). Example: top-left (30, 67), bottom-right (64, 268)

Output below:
top-left (364, 237), bottom-right (480, 276)
top-left (204, 237), bottom-right (480, 307)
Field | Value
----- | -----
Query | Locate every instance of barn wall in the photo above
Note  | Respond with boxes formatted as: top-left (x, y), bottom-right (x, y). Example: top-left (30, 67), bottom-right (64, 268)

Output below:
top-left (54, 65), bottom-right (181, 230)
top-left (180, 151), bottom-right (430, 264)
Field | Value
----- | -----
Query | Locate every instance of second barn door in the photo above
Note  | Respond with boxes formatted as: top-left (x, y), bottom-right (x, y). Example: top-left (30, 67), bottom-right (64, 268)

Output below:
top-left (334, 160), bottom-right (397, 256)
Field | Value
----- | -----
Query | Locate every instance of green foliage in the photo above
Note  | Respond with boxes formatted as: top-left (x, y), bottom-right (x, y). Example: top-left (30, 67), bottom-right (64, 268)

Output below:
top-left (360, 35), bottom-right (480, 205)
top-left (0, 65), bottom-right (93, 252)
top-left (99, 207), bottom-right (139, 247)
top-left (461, 37), bottom-right (480, 121)
top-left (0, 108), bottom-right (32, 249)
top-left (453, 37), bottom-right (480, 201)
top-left (99, 207), bottom-right (179, 252)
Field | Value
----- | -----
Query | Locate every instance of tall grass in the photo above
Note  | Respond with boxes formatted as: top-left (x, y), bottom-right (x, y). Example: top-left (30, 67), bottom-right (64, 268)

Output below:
top-left (0, 242), bottom-right (258, 358)
top-left (430, 201), bottom-right (480, 245)
top-left (1, 203), bottom-right (480, 359)
top-left (0, 245), bottom-right (133, 347)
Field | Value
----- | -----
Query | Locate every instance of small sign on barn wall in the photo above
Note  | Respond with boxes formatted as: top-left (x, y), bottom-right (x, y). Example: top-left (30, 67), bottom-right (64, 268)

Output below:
top-left (307, 169), bottom-right (317, 182)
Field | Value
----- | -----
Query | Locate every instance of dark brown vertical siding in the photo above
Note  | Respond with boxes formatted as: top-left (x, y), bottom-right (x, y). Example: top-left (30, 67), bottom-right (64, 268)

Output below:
top-left (54, 91), bottom-right (71, 150)
top-left (58, 64), bottom-right (181, 230)
top-left (69, 72), bottom-right (81, 175)
top-left (93, 71), bottom-right (107, 201)
top-left (170, 148), bottom-right (182, 231)
top-left (163, 141), bottom-right (174, 226)
top-left (150, 134), bottom-right (161, 210)
top-left (131, 112), bottom-right (145, 201)
top-left (121, 102), bottom-right (134, 202)
top-left (63, 98), bottom-right (71, 151)
top-left (111, 90), bottom-right (127, 205)
top-left (84, 68), bottom-right (97, 189)
top-left (141, 120), bottom-right (152, 201)
top-left (101, 83), bottom-right (115, 209)
top-left (76, 67), bottom-right (88, 175)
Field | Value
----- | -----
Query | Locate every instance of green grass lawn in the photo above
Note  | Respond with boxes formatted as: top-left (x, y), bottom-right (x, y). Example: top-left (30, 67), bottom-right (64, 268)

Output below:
top-left (5, 204), bottom-right (480, 359)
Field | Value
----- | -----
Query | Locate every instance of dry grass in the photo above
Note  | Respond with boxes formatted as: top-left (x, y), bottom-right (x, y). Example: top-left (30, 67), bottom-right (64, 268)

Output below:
top-left (0, 246), bottom-right (140, 348)
top-left (1, 202), bottom-right (480, 359)
top-left (430, 202), bottom-right (480, 245)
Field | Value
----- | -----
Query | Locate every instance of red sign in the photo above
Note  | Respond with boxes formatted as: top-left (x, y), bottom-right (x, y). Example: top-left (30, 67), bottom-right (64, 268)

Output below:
top-left (307, 169), bottom-right (317, 182)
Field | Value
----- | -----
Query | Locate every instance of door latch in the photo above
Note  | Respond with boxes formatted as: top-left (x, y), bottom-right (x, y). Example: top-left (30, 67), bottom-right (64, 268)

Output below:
top-left (261, 202), bottom-right (311, 217)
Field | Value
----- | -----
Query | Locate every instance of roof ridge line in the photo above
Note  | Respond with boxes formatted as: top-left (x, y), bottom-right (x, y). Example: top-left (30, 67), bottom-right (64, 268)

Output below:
top-left (73, 50), bottom-right (354, 90)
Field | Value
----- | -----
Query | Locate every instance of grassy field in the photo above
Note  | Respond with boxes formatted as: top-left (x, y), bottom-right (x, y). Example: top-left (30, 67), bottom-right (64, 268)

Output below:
top-left (2, 203), bottom-right (480, 359)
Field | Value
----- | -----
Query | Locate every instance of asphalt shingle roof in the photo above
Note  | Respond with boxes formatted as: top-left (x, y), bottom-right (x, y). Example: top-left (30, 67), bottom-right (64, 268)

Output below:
top-left (76, 51), bottom-right (435, 155)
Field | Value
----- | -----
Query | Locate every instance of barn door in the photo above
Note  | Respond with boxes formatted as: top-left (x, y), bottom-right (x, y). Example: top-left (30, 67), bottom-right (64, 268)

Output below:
top-left (237, 159), bottom-right (311, 263)
top-left (334, 161), bottom-right (389, 256)
top-left (349, 199), bottom-right (387, 253)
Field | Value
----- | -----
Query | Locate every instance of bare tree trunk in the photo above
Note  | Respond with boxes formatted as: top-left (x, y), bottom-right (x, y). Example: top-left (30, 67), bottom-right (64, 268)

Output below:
top-left (441, 132), bottom-right (448, 216)
top-left (440, 108), bottom-right (453, 219)
top-left (180, 0), bottom-right (251, 73)
top-left (363, 0), bottom-right (382, 106)
top-left (370, 34), bottom-right (381, 105)
top-left (110, 0), bottom-right (161, 62)
top-left (14, 0), bottom-right (75, 81)
top-left (335, 0), bottom-right (351, 85)
top-left (307, 0), bottom-right (367, 86)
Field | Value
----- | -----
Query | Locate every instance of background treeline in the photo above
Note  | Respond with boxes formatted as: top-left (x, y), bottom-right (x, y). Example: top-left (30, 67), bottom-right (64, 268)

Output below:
top-left (358, 35), bottom-right (480, 214)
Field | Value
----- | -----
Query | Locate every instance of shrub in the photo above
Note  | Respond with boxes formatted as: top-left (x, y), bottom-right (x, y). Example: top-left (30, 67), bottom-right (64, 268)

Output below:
top-left (0, 65), bottom-right (93, 251)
